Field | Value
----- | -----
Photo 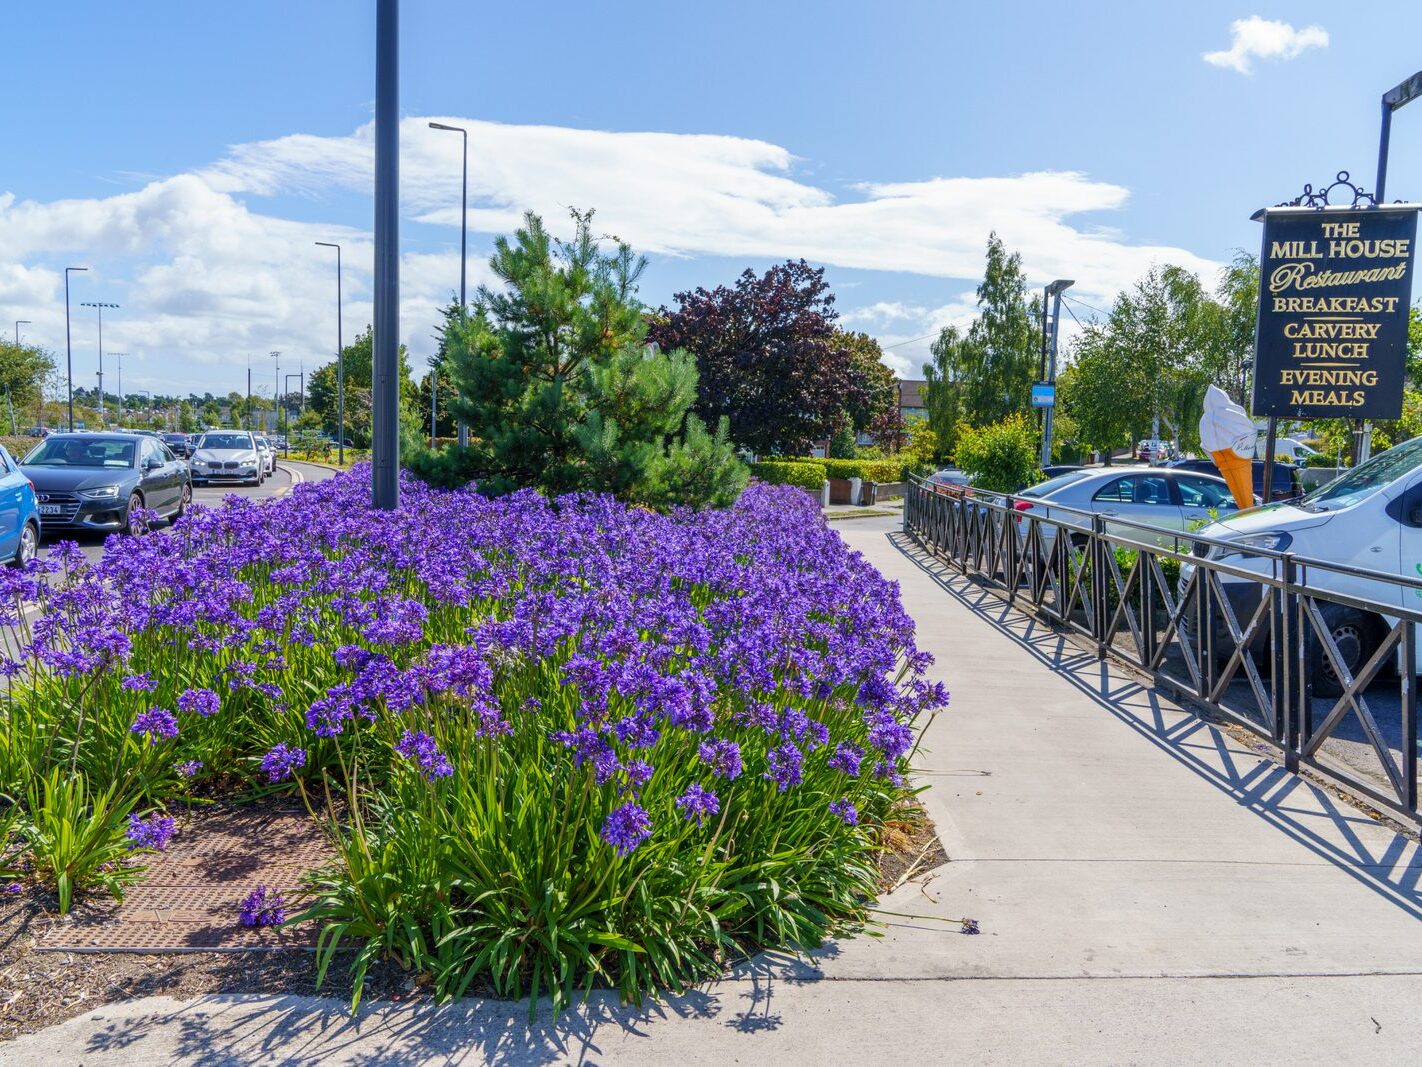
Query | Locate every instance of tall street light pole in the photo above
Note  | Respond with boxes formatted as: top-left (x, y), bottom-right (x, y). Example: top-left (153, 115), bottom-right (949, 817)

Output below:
top-left (110, 352), bottom-right (126, 423)
top-left (64, 267), bottom-right (88, 431)
top-left (315, 241), bottom-right (345, 465)
top-left (270, 351), bottom-right (281, 435)
top-left (429, 119), bottom-right (469, 448)
top-left (1038, 280), bottom-right (1074, 468)
top-left (372, 0), bottom-right (400, 509)
top-left (80, 301), bottom-right (118, 424)
top-left (1376, 70), bottom-right (1422, 202)
top-left (14, 321), bottom-right (29, 345)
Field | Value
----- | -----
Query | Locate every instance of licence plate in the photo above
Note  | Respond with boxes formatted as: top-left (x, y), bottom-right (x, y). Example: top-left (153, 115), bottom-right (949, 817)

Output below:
top-left (39, 505), bottom-right (62, 515)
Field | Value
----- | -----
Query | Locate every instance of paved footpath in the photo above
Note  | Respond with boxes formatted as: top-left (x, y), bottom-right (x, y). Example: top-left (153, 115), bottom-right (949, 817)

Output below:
top-left (8, 514), bottom-right (1422, 1065)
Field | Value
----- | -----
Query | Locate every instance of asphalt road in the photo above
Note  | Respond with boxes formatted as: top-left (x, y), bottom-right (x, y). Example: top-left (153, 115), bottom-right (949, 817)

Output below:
top-left (37, 459), bottom-right (339, 566)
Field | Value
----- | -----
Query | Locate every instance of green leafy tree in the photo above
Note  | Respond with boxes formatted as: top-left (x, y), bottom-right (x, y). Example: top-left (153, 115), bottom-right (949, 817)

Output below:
top-left (308, 327), bottom-right (422, 447)
top-left (430, 210), bottom-right (746, 509)
top-left (954, 413), bottom-right (1041, 492)
top-left (922, 234), bottom-right (1040, 456)
top-left (0, 340), bottom-right (57, 414)
top-left (176, 400), bottom-right (198, 433)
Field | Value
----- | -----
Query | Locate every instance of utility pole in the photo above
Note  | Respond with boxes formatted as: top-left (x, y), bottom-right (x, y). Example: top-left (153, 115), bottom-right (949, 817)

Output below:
top-left (1038, 280), bottom-right (1073, 468)
top-left (429, 369), bottom-right (437, 447)
top-left (315, 242), bottom-right (345, 464)
top-left (110, 353), bottom-right (126, 424)
top-left (246, 363), bottom-right (252, 431)
top-left (428, 119), bottom-right (470, 449)
top-left (80, 301), bottom-right (118, 424)
top-left (14, 320), bottom-right (29, 345)
top-left (269, 351), bottom-right (281, 435)
top-left (63, 268), bottom-right (88, 431)
top-left (371, 0), bottom-right (400, 508)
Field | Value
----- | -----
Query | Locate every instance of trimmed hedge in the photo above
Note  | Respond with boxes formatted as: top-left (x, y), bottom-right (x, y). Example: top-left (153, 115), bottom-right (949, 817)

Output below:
top-left (750, 460), bottom-right (827, 492)
top-left (790, 458), bottom-right (906, 483)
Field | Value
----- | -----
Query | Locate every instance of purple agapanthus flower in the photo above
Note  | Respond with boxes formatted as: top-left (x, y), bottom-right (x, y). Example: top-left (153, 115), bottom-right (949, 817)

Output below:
top-left (176, 687), bottom-right (221, 717)
top-left (600, 801), bottom-right (653, 856)
top-left (121, 673), bottom-right (157, 692)
top-left (126, 812), bottom-right (177, 851)
top-left (828, 799), bottom-right (858, 825)
top-left (675, 783), bottom-right (720, 827)
top-left (827, 742), bottom-right (864, 777)
top-left (4, 882), bottom-right (22, 896)
top-left (394, 729), bottom-right (453, 781)
top-left (624, 759), bottom-right (655, 792)
top-left (130, 707), bottom-right (179, 744)
top-left (238, 885), bottom-right (285, 927)
top-left (173, 759), bottom-right (203, 779)
top-left (696, 738), bottom-right (743, 780)
top-left (260, 742), bottom-right (307, 783)
top-left (764, 741), bottom-right (803, 793)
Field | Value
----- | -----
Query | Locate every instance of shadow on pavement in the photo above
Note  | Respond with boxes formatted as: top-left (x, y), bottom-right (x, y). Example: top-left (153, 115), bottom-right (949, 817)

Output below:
top-left (887, 530), bottom-right (1422, 925)
top-left (73, 953), bottom-right (824, 1066)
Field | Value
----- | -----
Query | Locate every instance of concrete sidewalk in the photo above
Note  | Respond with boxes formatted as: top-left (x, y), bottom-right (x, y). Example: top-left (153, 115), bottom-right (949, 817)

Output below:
top-left (8, 515), bottom-right (1422, 1065)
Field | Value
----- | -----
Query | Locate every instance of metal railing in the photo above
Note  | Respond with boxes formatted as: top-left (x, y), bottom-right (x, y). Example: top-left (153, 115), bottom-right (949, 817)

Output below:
top-left (904, 477), bottom-right (1421, 825)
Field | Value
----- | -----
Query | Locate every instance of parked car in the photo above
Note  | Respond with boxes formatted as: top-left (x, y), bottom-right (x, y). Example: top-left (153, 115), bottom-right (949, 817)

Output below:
top-left (162, 432), bottom-right (193, 458)
top-left (253, 435), bottom-right (276, 477)
top-left (927, 468), bottom-right (972, 496)
top-left (1186, 435), bottom-right (1422, 695)
top-left (24, 427), bottom-right (49, 438)
top-left (1167, 457), bottom-right (1301, 502)
top-left (190, 430), bottom-right (262, 487)
top-left (1254, 435), bottom-right (1321, 464)
top-left (0, 445), bottom-right (40, 566)
top-left (21, 432), bottom-right (190, 535)
top-left (1014, 466), bottom-right (1250, 546)
top-left (1135, 439), bottom-right (1173, 465)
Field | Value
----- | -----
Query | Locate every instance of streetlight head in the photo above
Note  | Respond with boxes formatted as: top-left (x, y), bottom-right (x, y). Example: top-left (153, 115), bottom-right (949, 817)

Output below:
top-left (315, 241), bottom-right (339, 249)
top-left (429, 121), bottom-right (456, 131)
top-left (1046, 279), bottom-right (1075, 296)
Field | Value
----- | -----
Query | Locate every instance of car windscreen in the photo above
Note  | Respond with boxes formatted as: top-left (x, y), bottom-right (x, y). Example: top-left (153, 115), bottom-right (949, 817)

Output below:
top-left (23, 438), bottom-right (135, 468)
top-left (1301, 436), bottom-right (1422, 511)
top-left (1021, 470), bottom-right (1093, 498)
top-left (199, 434), bottom-right (253, 451)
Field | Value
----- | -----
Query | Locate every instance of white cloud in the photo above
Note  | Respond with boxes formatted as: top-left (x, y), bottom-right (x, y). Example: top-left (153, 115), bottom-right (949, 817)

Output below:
top-left (2, 117), bottom-right (1217, 394)
top-left (1203, 17), bottom-right (1328, 74)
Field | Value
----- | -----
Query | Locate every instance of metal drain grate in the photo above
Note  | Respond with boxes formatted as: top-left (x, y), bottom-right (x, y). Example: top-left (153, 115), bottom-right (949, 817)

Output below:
top-left (37, 806), bottom-right (333, 953)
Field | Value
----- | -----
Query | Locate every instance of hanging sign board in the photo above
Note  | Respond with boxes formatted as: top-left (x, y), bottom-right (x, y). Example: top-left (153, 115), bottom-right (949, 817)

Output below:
top-left (1030, 382), bottom-right (1055, 408)
top-left (1251, 202), bottom-right (1419, 420)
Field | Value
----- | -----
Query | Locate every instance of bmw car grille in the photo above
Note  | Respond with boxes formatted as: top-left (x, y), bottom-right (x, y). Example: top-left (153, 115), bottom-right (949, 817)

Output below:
top-left (36, 492), bottom-right (82, 525)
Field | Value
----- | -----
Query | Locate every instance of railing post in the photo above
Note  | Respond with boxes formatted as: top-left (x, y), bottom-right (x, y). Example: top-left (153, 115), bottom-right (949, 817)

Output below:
top-left (1141, 546), bottom-right (1157, 666)
top-left (1270, 554), bottom-right (1290, 745)
top-left (1004, 503), bottom-right (1017, 606)
top-left (1286, 556), bottom-right (1303, 774)
top-left (1403, 618), bottom-right (1418, 815)
top-left (1092, 513), bottom-right (1107, 658)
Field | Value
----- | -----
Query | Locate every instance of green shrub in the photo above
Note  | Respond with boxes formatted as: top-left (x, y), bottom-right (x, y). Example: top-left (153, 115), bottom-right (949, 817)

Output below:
top-left (24, 769), bottom-right (142, 914)
top-left (750, 461), bottom-right (826, 491)
top-left (954, 414), bottom-right (1040, 493)
top-left (789, 458), bottom-right (905, 483)
top-left (1304, 452), bottom-right (1342, 468)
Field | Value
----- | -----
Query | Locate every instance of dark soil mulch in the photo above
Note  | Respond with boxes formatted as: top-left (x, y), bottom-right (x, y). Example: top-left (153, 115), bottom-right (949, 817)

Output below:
top-left (0, 798), bottom-right (946, 1042)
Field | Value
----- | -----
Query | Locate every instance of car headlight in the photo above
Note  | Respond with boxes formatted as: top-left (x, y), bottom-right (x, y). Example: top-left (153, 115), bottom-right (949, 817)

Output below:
top-left (1222, 531), bottom-right (1292, 556)
top-left (78, 485), bottom-right (121, 500)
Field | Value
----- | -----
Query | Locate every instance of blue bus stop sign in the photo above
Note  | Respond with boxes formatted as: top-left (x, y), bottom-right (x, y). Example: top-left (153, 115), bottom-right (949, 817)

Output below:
top-left (1030, 383), bottom-right (1055, 408)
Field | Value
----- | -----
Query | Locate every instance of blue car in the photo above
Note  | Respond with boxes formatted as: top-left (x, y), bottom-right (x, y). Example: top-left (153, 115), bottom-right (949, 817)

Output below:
top-left (0, 445), bottom-right (40, 567)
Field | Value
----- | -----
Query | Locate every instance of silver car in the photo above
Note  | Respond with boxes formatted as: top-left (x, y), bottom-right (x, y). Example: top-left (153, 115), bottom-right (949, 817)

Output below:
top-left (191, 431), bottom-right (262, 487)
top-left (1014, 466), bottom-right (1251, 546)
top-left (253, 435), bottom-right (276, 478)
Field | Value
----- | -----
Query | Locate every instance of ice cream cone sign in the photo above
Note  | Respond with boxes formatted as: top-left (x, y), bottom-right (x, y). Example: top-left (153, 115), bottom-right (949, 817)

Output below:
top-left (1198, 385), bottom-right (1256, 510)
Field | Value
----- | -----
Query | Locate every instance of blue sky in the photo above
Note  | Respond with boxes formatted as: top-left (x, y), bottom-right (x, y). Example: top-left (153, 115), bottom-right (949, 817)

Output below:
top-left (4, 1), bottom-right (1422, 396)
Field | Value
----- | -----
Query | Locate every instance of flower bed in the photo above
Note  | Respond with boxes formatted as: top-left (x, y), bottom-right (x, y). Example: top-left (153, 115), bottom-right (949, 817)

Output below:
top-left (0, 471), bottom-right (945, 1012)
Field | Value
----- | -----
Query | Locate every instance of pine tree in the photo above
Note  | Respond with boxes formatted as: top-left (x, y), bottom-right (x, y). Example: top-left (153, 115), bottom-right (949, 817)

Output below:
top-left (433, 210), bottom-right (747, 508)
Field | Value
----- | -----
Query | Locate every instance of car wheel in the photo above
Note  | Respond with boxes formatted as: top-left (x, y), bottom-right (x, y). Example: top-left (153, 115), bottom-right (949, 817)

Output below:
top-left (174, 483), bottom-right (192, 519)
top-left (124, 493), bottom-right (145, 536)
top-left (1306, 605), bottom-right (1378, 699)
top-left (10, 521), bottom-right (37, 568)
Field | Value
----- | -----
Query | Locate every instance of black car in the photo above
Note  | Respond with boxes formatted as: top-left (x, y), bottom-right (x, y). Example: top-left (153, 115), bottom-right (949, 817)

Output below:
top-left (21, 433), bottom-right (192, 535)
top-left (1166, 458), bottom-right (1300, 501)
top-left (163, 432), bottom-right (193, 458)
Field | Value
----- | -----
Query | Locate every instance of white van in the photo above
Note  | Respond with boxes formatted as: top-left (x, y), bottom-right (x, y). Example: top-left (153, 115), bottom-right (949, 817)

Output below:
top-left (1186, 436), bottom-right (1422, 694)
top-left (1253, 436), bottom-right (1320, 464)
